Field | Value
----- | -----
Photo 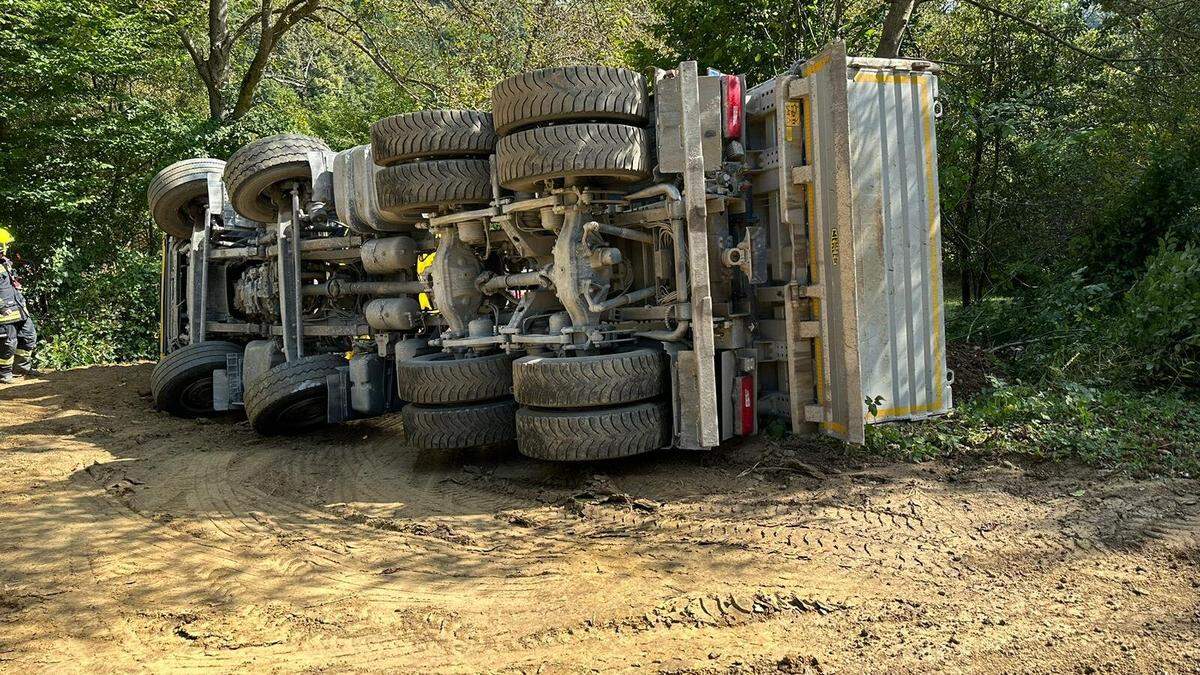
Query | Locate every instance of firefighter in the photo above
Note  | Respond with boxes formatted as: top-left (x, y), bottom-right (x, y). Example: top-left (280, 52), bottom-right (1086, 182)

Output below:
top-left (0, 228), bottom-right (39, 384)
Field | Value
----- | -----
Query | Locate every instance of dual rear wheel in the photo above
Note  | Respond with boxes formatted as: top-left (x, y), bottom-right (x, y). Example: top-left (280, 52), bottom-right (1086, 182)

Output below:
top-left (397, 351), bottom-right (517, 450)
top-left (394, 347), bottom-right (670, 459)
top-left (369, 111), bottom-right (496, 218)
top-left (511, 348), bottom-right (669, 461)
top-left (491, 66), bottom-right (652, 191)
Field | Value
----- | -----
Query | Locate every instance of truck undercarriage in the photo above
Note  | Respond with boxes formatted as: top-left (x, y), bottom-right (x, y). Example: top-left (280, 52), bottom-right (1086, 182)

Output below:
top-left (150, 42), bottom-right (952, 459)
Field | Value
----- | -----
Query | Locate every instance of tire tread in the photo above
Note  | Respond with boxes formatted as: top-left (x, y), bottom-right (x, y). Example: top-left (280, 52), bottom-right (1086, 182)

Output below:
top-left (151, 341), bottom-right (242, 416)
top-left (403, 399), bottom-right (517, 449)
top-left (513, 349), bottom-right (664, 408)
top-left (370, 110), bottom-right (496, 166)
top-left (495, 123), bottom-right (649, 190)
top-left (375, 159), bottom-right (491, 215)
top-left (492, 66), bottom-right (647, 135)
top-left (223, 134), bottom-right (331, 222)
top-left (395, 351), bottom-right (512, 404)
top-left (243, 353), bottom-right (345, 433)
top-left (516, 401), bottom-right (668, 461)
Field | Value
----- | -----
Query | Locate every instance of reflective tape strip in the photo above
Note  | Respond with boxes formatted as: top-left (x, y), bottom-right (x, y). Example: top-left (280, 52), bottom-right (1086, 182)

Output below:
top-left (0, 357), bottom-right (14, 366)
top-left (0, 311), bottom-right (20, 323)
top-left (15, 349), bottom-right (31, 357)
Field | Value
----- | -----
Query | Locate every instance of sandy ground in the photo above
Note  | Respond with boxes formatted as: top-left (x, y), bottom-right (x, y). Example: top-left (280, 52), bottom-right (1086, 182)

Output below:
top-left (1, 364), bottom-right (1198, 673)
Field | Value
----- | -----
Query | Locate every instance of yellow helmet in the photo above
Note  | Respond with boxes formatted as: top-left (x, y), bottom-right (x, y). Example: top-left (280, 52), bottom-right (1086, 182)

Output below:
top-left (0, 228), bottom-right (12, 246)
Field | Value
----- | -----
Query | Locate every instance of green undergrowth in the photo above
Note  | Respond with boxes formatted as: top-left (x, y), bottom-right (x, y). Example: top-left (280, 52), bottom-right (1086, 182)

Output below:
top-left (864, 377), bottom-right (1200, 477)
top-left (862, 238), bottom-right (1200, 477)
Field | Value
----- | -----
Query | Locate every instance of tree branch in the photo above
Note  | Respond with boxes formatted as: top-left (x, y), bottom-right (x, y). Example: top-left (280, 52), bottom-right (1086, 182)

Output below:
top-left (311, 6), bottom-right (443, 97)
top-left (226, 9), bottom-right (266, 52)
top-left (960, 0), bottom-right (1137, 75)
top-left (228, 0), bottom-right (323, 122)
top-left (178, 29), bottom-right (206, 77)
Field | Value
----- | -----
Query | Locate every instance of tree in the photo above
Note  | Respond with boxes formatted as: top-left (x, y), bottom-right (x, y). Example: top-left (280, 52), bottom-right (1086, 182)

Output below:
top-left (179, 0), bottom-right (323, 124)
top-left (630, 0), bottom-right (885, 82)
top-left (876, 0), bottom-right (920, 57)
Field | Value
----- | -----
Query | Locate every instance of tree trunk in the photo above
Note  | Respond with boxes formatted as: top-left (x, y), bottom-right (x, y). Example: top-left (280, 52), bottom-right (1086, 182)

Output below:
top-left (206, 0), bottom-right (229, 121)
top-left (180, 0), bottom-right (319, 125)
top-left (957, 123), bottom-right (987, 306)
top-left (876, 0), bottom-right (919, 58)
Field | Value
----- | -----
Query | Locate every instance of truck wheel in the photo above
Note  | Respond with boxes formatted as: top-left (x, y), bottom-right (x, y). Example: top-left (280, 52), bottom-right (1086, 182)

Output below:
top-left (224, 134), bottom-right (331, 223)
top-left (374, 159), bottom-right (492, 216)
top-left (243, 353), bottom-right (345, 435)
top-left (496, 123), bottom-right (650, 191)
top-left (151, 341), bottom-right (243, 417)
top-left (395, 351), bottom-right (513, 404)
top-left (516, 401), bottom-right (669, 461)
top-left (491, 66), bottom-right (647, 136)
top-left (147, 158), bottom-right (226, 239)
top-left (403, 399), bottom-right (517, 450)
top-left (370, 110), bottom-right (496, 166)
top-left (513, 348), bottom-right (665, 408)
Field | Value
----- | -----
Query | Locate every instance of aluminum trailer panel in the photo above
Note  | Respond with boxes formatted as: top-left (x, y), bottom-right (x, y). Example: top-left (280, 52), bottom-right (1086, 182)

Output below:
top-left (844, 58), bottom-right (952, 423)
top-left (749, 42), bottom-right (951, 443)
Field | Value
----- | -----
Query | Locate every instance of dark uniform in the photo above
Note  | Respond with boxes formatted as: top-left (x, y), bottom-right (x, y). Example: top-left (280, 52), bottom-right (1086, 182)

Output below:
top-left (0, 255), bottom-right (37, 380)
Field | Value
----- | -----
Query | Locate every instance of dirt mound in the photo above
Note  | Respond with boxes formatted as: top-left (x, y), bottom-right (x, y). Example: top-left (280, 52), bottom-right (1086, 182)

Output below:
top-left (947, 342), bottom-right (1000, 400)
top-left (0, 365), bottom-right (1197, 671)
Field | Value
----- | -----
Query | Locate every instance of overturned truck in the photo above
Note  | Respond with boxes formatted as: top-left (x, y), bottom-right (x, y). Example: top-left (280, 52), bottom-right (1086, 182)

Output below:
top-left (149, 42), bottom-right (952, 459)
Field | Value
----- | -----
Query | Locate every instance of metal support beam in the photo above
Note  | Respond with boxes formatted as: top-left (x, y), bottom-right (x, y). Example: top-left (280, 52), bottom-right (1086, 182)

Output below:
top-left (186, 175), bottom-right (221, 344)
top-left (679, 60), bottom-right (721, 448)
top-left (276, 189), bottom-right (304, 361)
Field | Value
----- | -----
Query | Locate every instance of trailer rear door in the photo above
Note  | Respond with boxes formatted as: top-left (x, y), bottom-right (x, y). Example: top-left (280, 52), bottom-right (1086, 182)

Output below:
top-left (747, 41), bottom-right (951, 444)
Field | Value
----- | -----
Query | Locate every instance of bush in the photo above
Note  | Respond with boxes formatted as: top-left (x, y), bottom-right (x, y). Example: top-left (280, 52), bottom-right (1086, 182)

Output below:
top-left (947, 268), bottom-right (1115, 382)
top-left (948, 238), bottom-right (1200, 389)
top-left (34, 248), bottom-right (160, 369)
top-left (1118, 242), bottom-right (1200, 386)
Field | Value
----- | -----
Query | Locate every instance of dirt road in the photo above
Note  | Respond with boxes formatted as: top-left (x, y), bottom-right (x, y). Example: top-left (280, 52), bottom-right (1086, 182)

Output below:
top-left (1, 365), bottom-right (1198, 672)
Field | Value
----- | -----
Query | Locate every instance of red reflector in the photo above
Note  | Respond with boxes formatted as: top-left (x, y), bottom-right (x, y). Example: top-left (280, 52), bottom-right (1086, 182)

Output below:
top-left (737, 375), bottom-right (755, 436)
top-left (723, 74), bottom-right (743, 139)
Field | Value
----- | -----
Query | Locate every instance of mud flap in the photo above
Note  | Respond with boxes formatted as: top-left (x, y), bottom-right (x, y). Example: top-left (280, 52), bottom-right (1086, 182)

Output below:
top-left (349, 353), bottom-right (387, 417)
top-left (326, 366), bottom-right (351, 424)
top-left (211, 353), bottom-right (244, 412)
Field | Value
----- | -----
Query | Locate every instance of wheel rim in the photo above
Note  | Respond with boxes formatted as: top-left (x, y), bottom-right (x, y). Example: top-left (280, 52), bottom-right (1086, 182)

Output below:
top-left (274, 393), bottom-right (327, 429)
top-left (178, 377), bottom-right (215, 415)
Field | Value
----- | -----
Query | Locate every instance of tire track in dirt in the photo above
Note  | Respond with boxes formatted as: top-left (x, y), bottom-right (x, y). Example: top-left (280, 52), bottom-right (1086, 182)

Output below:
top-left (75, 460), bottom-right (495, 664)
top-left (7, 366), bottom-right (1200, 672)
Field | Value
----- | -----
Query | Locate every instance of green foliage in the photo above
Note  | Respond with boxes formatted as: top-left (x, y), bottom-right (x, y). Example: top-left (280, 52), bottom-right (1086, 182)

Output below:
top-left (866, 377), bottom-right (1200, 477)
top-left (919, 238), bottom-right (1200, 475)
top-left (36, 248), bottom-right (161, 368)
top-left (1079, 134), bottom-right (1200, 285)
top-left (949, 237), bottom-right (1200, 389)
top-left (0, 0), bottom-right (195, 366)
top-left (1119, 242), bottom-right (1200, 385)
top-left (629, 0), bottom-right (882, 81)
